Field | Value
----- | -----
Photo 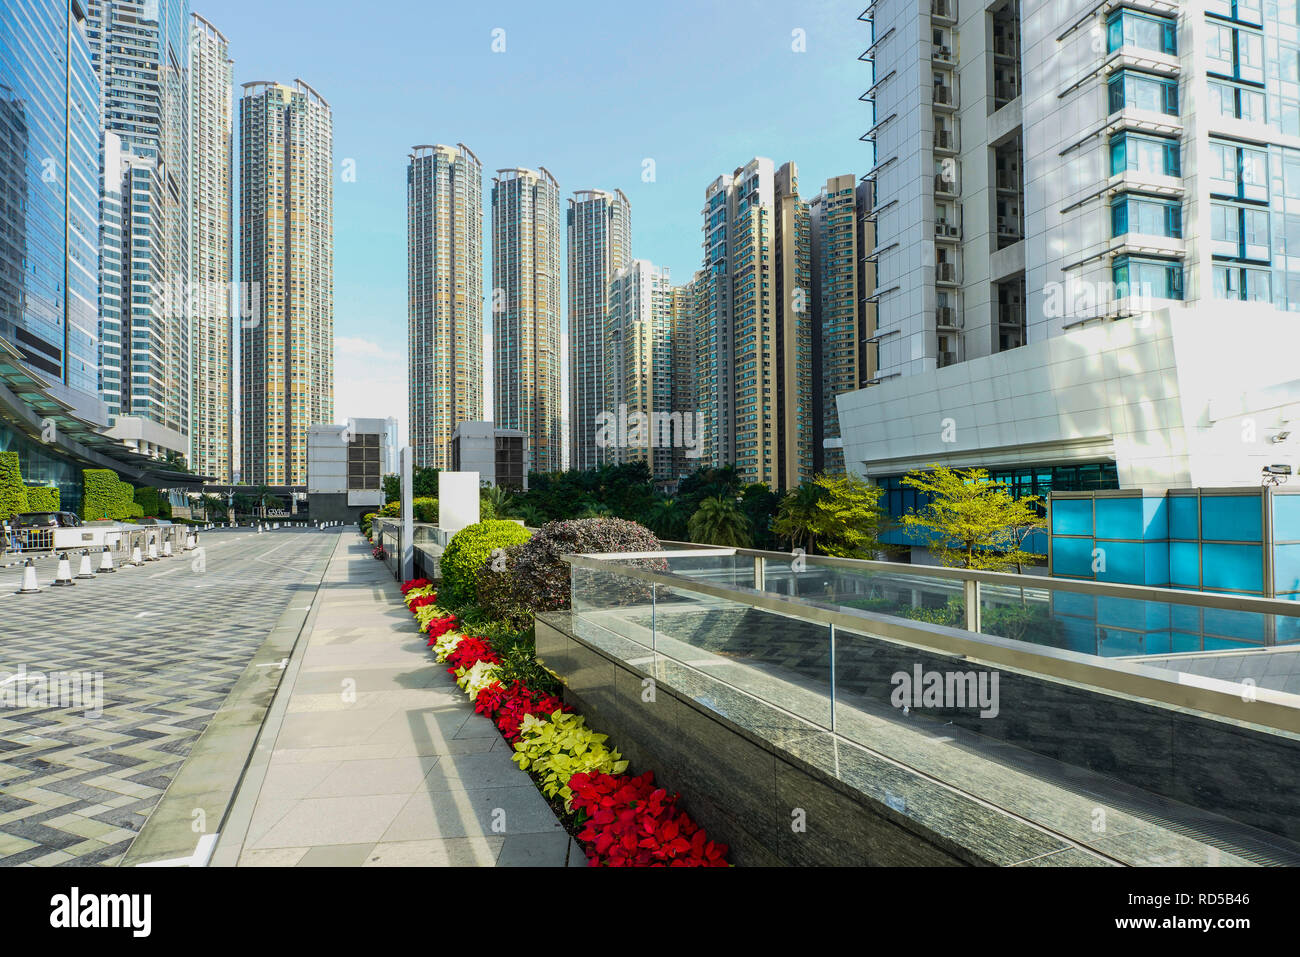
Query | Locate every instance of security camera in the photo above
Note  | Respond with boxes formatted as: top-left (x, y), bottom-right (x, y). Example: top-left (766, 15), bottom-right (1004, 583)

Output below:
top-left (1264, 464), bottom-right (1292, 475)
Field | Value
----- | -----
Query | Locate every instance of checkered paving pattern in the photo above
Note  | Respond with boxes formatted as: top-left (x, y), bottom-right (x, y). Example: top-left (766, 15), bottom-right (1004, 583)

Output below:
top-left (0, 527), bottom-right (339, 866)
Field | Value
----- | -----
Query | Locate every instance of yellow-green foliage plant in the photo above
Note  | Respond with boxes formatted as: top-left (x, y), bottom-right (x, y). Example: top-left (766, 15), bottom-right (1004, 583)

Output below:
top-left (431, 632), bottom-right (465, 663)
top-left (512, 711), bottom-right (629, 806)
top-left (455, 659), bottom-right (501, 698)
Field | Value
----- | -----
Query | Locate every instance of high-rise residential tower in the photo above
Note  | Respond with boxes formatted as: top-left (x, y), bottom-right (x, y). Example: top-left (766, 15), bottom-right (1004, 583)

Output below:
top-left (810, 175), bottom-right (876, 474)
top-left (187, 13), bottom-right (233, 482)
top-left (604, 260), bottom-right (674, 479)
top-left (239, 79), bottom-right (334, 486)
top-left (567, 188), bottom-right (631, 471)
top-left (407, 143), bottom-right (484, 469)
top-left (85, 0), bottom-right (191, 459)
top-left (0, 0), bottom-right (101, 419)
top-left (699, 158), bottom-right (813, 489)
top-left (492, 167), bottom-right (562, 475)
top-left (669, 275), bottom-right (702, 480)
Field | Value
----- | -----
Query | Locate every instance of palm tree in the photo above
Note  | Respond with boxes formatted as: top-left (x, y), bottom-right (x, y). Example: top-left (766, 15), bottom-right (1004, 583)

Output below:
top-left (480, 484), bottom-right (518, 518)
top-left (645, 496), bottom-right (688, 541)
top-left (577, 502), bottom-right (614, 519)
top-left (773, 482), bottom-right (823, 553)
top-left (687, 495), bottom-right (752, 547)
top-left (513, 504), bottom-right (548, 528)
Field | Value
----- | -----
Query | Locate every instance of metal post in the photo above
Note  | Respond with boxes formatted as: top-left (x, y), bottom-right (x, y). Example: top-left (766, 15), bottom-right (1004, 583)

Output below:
top-left (754, 555), bottom-right (765, 592)
top-left (964, 578), bottom-right (981, 633)
top-left (829, 623), bottom-right (837, 734)
top-left (400, 446), bottom-right (414, 582)
top-left (651, 582), bottom-right (657, 654)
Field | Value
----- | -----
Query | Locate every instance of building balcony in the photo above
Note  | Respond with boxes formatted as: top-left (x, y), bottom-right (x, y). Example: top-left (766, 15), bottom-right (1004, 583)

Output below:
top-left (933, 83), bottom-right (958, 110)
top-left (935, 220), bottom-right (962, 241)
top-left (932, 43), bottom-right (953, 64)
top-left (931, 0), bottom-right (956, 24)
top-left (935, 173), bottom-right (959, 197)
top-left (934, 128), bottom-right (958, 153)
top-left (936, 305), bottom-right (962, 329)
top-left (936, 261), bottom-right (959, 284)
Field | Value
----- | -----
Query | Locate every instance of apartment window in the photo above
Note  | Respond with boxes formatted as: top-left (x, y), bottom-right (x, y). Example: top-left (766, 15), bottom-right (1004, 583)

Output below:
top-left (1211, 202), bottom-right (1270, 259)
top-left (1108, 71), bottom-right (1179, 115)
top-left (1209, 140), bottom-right (1269, 200)
top-left (1106, 9), bottom-right (1176, 55)
top-left (1109, 131), bottom-right (1180, 176)
top-left (1113, 256), bottom-right (1183, 299)
top-left (1214, 264), bottom-right (1272, 300)
top-left (1207, 22), bottom-right (1265, 84)
top-left (1207, 0), bottom-right (1263, 25)
top-left (1111, 194), bottom-right (1182, 238)
top-left (1209, 79), bottom-right (1266, 121)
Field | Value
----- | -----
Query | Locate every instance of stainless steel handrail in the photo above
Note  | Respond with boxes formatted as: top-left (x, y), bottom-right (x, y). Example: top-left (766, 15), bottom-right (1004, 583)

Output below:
top-left (564, 552), bottom-right (1300, 734)
top-left (652, 542), bottom-right (1300, 617)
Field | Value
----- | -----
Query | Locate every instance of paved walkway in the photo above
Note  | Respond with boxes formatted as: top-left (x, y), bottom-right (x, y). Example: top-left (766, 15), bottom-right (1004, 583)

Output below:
top-left (210, 534), bottom-right (581, 867)
top-left (0, 526), bottom-right (339, 866)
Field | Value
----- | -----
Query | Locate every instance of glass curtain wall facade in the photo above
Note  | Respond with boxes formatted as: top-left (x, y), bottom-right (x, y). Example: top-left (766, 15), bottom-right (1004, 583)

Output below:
top-left (0, 0), bottom-right (101, 410)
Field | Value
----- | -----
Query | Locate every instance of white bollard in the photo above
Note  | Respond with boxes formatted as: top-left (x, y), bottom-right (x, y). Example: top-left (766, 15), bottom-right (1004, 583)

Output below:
top-left (130, 544), bottom-right (143, 567)
top-left (51, 552), bottom-right (75, 586)
top-left (257, 525), bottom-right (263, 534)
top-left (146, 538), bottom-right (159, 561)
top-left (16, 558), bottom-right (41, 594)
top-left (99, 546), bottom-right (116, 573)
top-left (162, 539), bottom-right (173, 558)
top-left (76, 549), bottom-right (95, 579)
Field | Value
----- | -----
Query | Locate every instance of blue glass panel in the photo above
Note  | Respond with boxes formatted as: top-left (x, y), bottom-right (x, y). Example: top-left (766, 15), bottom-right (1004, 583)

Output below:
top-left (1169, 542), bottom-right (1200, 588)
top-left (1098, 629), bottom-right (1145, 655)
top-left (1141, 631), bottom-right (1174, 655)
top-left (1051, 498), bottom-right (1093, 535)
top-left (1171, 602), bottom-right (1202, 634)
top-left (1272, 494), bottom-right (1300, 542)
top-left (1060, 618), bottom-right (1099, 655)
top-left (1272, 543), bottom-right (1300, 597)
top-left (1144, 542), bottom-right (1169, 586)
top-left (1142, 496), bottom-right (1168, 538)
top-left (1096, 540), bottom-right (1143, 583)
top-left (1052, 536), bottom-right (1096, 578)
top-left (1171, 631), bottom-right (1203, 653)
top-left (1201, 543), bottom-right (1263, 592)
top-left (1200, 495), bottom-right (1262, 541)
top-left (1169, 495), bottom-right (1199, 539)
top-left (1024, 528), bottom-right (1048, 555)
top-left (1096, 498), bottom-right (1143, 539)
top-left (1203, 604), bottom-right (1267, 641)
top-left (1052, 590), bottom-right (1095, 618)
top-left (1097, 595), bottom-right (1147, 629)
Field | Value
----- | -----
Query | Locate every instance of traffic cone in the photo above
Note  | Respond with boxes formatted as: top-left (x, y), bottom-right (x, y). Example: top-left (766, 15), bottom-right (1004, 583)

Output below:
top-left (76, 549), bottom-right (95, 579)
top-left (51, 552), bottom-right (75, 586)
top-left (16, 558), bottom-right (41, 594)
top-left (99, 545), bottom-right (116, 573)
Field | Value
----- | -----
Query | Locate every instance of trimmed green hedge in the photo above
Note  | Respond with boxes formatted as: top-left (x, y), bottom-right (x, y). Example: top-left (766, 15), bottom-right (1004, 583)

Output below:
top-left (81, 468), bottom-right (140, 521)
top-left (0, 452), bottom-right (28, 521)
top-left (24, 486), bottom-right (59, 512)
top-left (133, 485), bottom-right (170, 518)
top-left (440, 520), bottom-right (533, 609)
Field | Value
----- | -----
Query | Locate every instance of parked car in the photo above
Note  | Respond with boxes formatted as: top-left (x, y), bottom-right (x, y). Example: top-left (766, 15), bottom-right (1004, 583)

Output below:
top-left (11, 511), bottom-right (81, 529)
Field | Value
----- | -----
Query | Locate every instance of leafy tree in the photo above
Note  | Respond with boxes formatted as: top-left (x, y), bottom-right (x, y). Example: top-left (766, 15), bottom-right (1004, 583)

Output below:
top-left (740, 483), bottom-right (780, 550)
top-left (383, 473), bottom-right (400, 504)
top-left (643, 495), bottom-right (689, 541)
top-left (773, 482), bottom-right (823, 552)
top-left (900, 464), bottom-right (1044, 571)
top-left (808, 473), bottom-right (883, 558)
top-left (481, 484), bottom-right (517, 518)
top-left (677, 466), bottom-right (741, 517)
top-left (687, 495), bottom-right (752, 547)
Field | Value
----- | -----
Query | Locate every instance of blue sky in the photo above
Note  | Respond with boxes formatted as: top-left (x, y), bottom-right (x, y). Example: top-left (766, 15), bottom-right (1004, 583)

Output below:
top-left (210, 0), bottom-right (871, 446)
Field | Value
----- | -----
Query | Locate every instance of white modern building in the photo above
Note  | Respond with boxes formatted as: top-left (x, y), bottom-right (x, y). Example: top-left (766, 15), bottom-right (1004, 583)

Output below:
top-left (306, 417), bottom-right (391, 521)
top-left (605, 260), bottom-right (675, 479)
top-left (449, 421), bottom-right (529, 490)
top-left (847, 0), bottom-right (1300, 544)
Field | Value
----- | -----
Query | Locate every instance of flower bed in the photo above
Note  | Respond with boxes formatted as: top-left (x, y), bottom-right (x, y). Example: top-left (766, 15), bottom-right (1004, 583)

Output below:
top-left (400, 577), bottom-right (730, 867)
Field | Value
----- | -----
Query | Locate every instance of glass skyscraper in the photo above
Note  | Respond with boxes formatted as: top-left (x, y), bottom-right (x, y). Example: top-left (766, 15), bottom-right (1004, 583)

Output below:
top-left (0, 0), bottom-right (101, 416)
